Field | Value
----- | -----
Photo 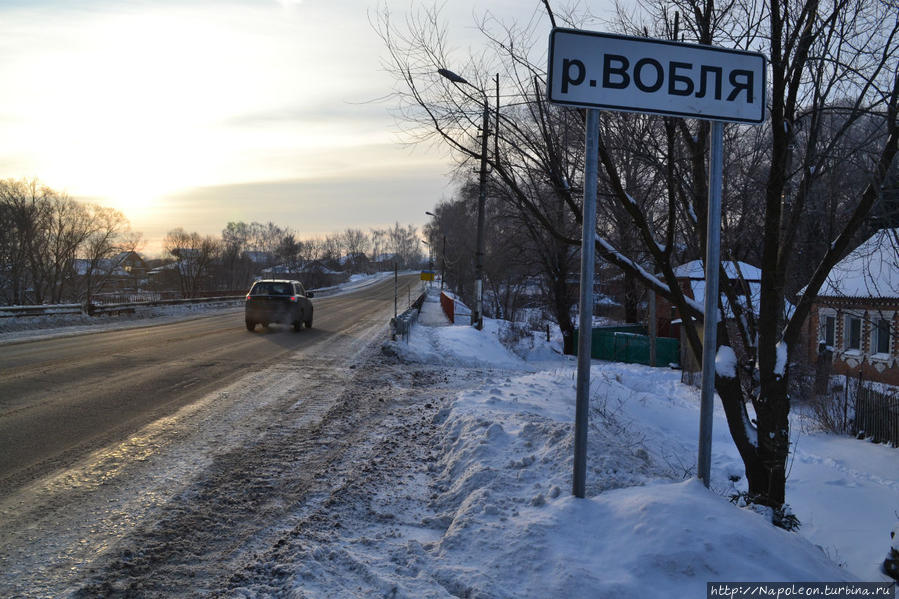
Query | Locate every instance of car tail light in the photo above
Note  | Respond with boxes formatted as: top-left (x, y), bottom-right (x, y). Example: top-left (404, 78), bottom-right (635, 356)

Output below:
top-left (245, 294), bottom-right (251, 301)
top-left (289, 296), bottom-right (298, 302)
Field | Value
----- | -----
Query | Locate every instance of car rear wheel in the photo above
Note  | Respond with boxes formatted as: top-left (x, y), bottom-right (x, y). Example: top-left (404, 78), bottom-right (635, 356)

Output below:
top-left (292, 319), bottom-right (302, 332)
top-left (246, 319), bottom-right (256, 331)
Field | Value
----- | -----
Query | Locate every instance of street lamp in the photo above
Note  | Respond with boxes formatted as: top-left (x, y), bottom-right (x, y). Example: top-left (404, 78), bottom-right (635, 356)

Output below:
top-left (421, 239), bottom-right (432, 272)
top-left (426, 211), bottom-right (446, 291)
top-left (438, 67), bottom-right (489, 330)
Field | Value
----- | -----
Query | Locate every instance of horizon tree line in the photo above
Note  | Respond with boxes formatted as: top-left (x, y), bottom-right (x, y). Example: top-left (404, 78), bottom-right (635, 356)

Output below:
top-left (0, 177), bottom-right (425, 304)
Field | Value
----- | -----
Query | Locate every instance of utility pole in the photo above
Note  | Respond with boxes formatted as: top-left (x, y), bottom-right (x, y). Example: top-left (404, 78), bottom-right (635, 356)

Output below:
top-left (473, 100), bottom-right (488, 330)
top-left (438, 67), bottom-right (494, 331)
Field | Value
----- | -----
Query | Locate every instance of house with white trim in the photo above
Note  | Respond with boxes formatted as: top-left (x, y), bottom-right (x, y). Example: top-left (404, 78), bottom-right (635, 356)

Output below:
top-left (807, 229), bottom-right (899, 386)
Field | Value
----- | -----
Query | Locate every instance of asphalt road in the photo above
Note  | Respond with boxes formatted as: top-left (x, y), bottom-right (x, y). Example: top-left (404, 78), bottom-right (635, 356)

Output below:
top-left (0, 274), bottom-right (419, 497)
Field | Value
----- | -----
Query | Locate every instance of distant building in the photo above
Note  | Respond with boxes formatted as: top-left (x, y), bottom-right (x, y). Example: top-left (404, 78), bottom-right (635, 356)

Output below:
top-left (654, 260), bottom-right (763, 373)
top-left (74, 251), bottom-right (149, 292)
top-left (806, 229), bottom-right (899, 386)
top-left (259, 261), bottom-right (347, 290)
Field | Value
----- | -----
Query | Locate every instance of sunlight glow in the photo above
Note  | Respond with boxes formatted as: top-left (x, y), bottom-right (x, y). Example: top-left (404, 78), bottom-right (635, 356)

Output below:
top-left (1, 4), bottom-right (388, 221)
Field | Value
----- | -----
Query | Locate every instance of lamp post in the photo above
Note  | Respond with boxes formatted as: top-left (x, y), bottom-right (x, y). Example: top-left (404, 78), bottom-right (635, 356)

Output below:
top-left (421, 239), bottom-right (432, 287)
top-left (438, 67), bottom-right (489, 330)
top-left (425, 211), bottom-right (446, 291)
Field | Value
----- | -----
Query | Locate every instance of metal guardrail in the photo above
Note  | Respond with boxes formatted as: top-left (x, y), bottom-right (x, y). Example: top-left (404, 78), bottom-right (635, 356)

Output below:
top-left (0, 280), bottom-right (367, 320)
top-left (390, 292), bottom-right (427, 342)
top-left (0, 296), bottom-right (245, 318)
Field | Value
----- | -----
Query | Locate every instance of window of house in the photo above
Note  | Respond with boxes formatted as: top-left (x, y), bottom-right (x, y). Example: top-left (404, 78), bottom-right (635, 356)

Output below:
top-left (845, 314), bottom-right (861, 350)
top-left (823, 315), bottom-right (835, 347)
top-left (874, 318), bottom-right (891, 354)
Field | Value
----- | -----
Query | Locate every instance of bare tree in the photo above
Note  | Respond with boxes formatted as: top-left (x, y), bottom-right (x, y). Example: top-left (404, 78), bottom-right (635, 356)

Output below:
top-left (370, 228), bottom-right (388, 269)
top-left (0, 179), bottom-right (139, 305)
top-left (164, 228), bottom-right (220, 298)
top-left (342, 228), bottom-right (370, 272)
top-left (276, 233), bottom-right (304, 274)
top-left (221, 221), bottom-right (254, 290)
top-left (377, 0), bottom-right (899, 509)
top-left (0, 179), bottom-right (53, 304)
top-left (79, 205), bottom-right (141, 305)
top-left (321, 234), bottom-right (344, 267)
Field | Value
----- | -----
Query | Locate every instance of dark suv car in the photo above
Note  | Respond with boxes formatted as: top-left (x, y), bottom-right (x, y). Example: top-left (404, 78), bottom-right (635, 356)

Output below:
top-left (245, 279), bottom-right (314, 332)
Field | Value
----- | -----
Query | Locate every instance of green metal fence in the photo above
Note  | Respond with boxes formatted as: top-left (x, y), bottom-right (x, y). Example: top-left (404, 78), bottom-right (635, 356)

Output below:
top-left (572, 325), bottom-right (680, 367)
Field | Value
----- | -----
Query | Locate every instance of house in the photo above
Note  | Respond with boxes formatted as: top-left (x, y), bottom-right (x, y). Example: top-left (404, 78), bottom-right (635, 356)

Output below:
top-left (653, 259), bottom-right (762, 335)
top-left (654, 260), bottom-right (763, 373)
top-left (807, 228), bottom-right (899, 386)
top-left (339, 252), bottom-right (372, 273)
top-left (259, 261), bottom-right (347, 291)
top-left (113, 251), bottom-right (149, 281)
top-left (73, 251), bottom-right (149, 292)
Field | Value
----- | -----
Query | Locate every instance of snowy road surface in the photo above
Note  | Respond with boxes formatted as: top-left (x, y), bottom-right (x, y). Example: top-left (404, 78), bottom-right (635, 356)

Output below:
top-left (0, 274), bottom-right (417, 494)
top-left (0, 275), bottom-right (427, 597)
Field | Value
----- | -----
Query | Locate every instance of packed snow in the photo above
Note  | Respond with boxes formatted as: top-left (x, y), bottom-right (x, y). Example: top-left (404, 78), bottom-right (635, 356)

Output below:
top-left (374, 291), bottom-right (897, 596)
top-left (2, 285), bottom-right (896, 597)
top-left (715, 345), bottom-right (738, 378)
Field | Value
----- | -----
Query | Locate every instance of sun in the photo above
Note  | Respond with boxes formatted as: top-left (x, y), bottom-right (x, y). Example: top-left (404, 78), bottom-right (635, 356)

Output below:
top-left (13, 8), bottom-right (269, 221)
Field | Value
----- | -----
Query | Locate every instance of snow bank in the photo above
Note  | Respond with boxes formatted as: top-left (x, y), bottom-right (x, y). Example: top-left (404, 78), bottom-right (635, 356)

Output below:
top-left (377, 315), bottom-right (893, 596)
top-left (432, 481), bottom-right (852, 598)
top-left (389, 316), bottom-right (531, 370)
top-left (416, 366), bottom-right (853, 598)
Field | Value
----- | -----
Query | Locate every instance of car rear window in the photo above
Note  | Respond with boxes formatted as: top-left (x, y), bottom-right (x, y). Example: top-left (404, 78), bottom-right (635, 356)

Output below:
top-left (250, 282), bottom-right (292, 296)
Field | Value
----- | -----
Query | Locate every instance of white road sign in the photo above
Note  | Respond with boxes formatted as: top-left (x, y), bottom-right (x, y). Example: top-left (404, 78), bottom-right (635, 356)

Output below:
top-left (548, 28), bottom-right (767, 124)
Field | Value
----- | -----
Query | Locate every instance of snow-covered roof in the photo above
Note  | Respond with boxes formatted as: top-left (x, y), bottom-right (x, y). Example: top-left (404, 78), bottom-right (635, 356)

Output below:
top-left (819, 228), bottom-right (899, 298)
top-left (669, 260), bottom-right (765, 318)
top-left (73, 259), bottom-right (129, 277)
top-left (672, 260), bottom-right (761, 281)
top-left (261, 264), bottom-right (296, 274)
top-left (245, 251), bottom-right (272, 264)
top-left (338, 252), bottom-right (369, 265)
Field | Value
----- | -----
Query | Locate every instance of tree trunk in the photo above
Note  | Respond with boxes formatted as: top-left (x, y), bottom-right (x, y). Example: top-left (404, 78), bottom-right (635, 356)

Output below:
top-left (623, 270), bottom-right (639, 323)
top-left (716, 366), bottom-right (790, 507)
top-left (560, 320), bottom-right (575, 355)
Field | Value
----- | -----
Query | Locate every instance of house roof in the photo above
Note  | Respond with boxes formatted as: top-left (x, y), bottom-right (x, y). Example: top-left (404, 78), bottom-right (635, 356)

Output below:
top-left (73, 258), bottom-right (129, 277)
top-left (672, 260), bottom-right (761, 281)
top-left (245, 251), bottom-right (272, 263)
top-left (819, 228), bottom-right (899, 299)
top-left (671, 260), bottom-right (764, 318)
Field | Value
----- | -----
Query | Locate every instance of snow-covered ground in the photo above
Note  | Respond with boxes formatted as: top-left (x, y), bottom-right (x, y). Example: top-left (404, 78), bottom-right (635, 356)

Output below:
top-left (2, 285), bottom-right (896, 597)
top-left (373, 292), bottom-right (896, 595)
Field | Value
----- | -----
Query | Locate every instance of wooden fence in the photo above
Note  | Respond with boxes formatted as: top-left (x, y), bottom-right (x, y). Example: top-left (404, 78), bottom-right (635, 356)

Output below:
top-left (852, 385), bottom-right (899, 447)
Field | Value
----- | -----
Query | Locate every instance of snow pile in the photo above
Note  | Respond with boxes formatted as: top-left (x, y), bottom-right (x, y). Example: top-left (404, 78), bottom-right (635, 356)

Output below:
top-left (715, 345), bottom-right (737, 378)
top-left (389, 316), bottom-right (531, 370)
top-left (427, 480), bottom-right (851, 597)
top-left (371, 323), bottom-right (866, 597)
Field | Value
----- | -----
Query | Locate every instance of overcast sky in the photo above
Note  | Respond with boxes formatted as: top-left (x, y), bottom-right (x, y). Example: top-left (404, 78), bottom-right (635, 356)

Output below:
top-left (0, 0), bottom-right (609, 255)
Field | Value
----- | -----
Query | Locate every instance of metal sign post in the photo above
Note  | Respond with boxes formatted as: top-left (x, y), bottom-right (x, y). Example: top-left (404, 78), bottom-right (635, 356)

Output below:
top-left (573, 108), bottom-right (600, 499)
top-left (547, 27), bottom-right (766, 496)
top-left (697, 120), bottom-right (724, 487)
